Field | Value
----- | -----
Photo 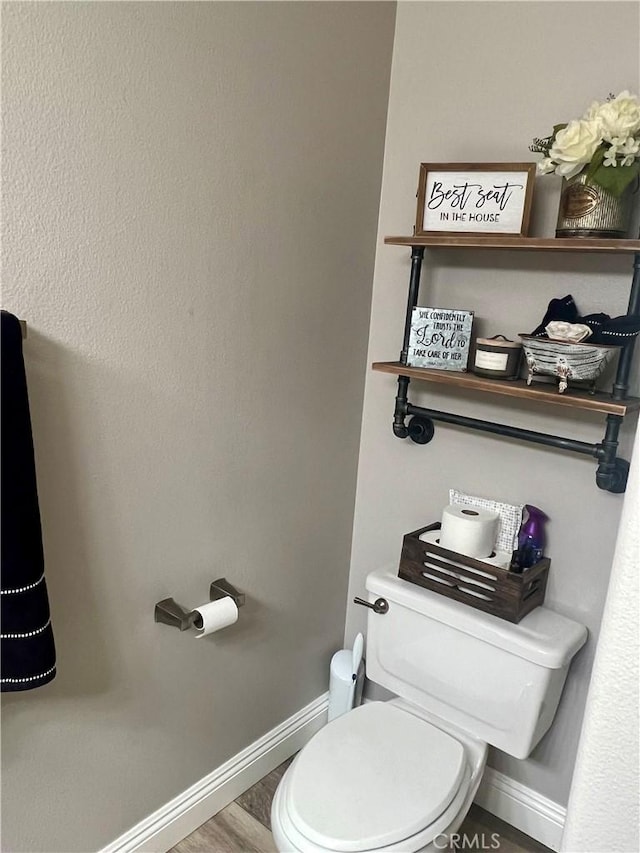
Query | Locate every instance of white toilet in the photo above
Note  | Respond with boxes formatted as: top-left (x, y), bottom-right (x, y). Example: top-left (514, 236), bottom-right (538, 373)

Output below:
top-left (271, 567), bottom-right (587, 853)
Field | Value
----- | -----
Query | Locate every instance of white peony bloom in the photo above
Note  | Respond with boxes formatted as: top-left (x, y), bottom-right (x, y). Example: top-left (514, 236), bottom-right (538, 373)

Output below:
top-left (595, 91), bottom-right (640, 141)
top-left (549, 119), bottom-right (603, 179)
top-left (582, 99), bottom-right (605, 125)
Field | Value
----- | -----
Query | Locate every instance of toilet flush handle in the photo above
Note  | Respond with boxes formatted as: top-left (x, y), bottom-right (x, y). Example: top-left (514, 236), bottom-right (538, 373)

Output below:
top-left (353, 596), bottom-right (389, 615)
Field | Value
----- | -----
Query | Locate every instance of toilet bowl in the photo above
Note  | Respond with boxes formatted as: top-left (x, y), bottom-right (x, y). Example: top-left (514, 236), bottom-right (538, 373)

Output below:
top-left (271, 568), bottom-right (587, 853)
top-left (271, 700), bottom-right (487, 853)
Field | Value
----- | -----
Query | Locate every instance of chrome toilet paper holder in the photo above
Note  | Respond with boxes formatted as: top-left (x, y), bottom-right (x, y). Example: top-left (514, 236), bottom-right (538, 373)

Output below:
top-left (154, 578), bottom-right (245, 631)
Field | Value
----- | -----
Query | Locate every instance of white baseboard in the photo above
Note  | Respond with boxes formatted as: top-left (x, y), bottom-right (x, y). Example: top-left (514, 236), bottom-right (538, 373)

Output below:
top-left (101, 694), bottom-right (565, 853)
top-left (100, 692), bottom-right (329, 853)
top-left (474, 766), bottom-right (566, 852)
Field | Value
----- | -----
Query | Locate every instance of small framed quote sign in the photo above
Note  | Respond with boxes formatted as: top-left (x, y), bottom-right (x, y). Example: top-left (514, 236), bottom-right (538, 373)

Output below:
top-left (407, 307), bottom-right (473, 371)
top-left (415, 163), bottom-right (536, 237)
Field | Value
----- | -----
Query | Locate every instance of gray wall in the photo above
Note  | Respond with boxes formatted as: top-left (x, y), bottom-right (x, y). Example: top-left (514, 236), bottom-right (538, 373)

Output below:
top-left (0, 3), bottom-right (395, 850)
top-left (345, 1), bottom-right (639, 808)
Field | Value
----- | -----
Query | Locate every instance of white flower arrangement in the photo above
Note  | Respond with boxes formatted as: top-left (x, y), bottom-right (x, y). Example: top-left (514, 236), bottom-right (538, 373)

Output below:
top-left (531, 91), bottom-right (640, 196)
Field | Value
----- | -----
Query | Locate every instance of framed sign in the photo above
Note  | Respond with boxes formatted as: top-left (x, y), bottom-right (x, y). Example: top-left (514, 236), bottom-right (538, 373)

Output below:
top-left (407, 307), bottom-right (473, 371)
top-left (415, 163), bottom-right (536, 237)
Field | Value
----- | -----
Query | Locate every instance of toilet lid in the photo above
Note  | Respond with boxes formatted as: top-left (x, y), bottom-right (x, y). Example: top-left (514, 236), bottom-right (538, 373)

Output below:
top-left (286, 702), bottom-right (466, 852)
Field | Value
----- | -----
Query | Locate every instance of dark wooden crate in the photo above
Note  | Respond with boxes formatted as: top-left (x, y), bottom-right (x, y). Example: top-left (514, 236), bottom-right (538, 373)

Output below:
top-left (399, 523), bottom-right (550, 623)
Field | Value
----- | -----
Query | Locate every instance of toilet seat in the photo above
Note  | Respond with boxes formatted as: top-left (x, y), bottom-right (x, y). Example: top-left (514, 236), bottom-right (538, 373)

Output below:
top-left (275, 702), bottom-right (477, 853)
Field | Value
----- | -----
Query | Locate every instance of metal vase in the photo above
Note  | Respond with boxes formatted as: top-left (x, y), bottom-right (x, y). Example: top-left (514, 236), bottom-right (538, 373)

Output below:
top-left (555, 172), bottom-right (634, 238)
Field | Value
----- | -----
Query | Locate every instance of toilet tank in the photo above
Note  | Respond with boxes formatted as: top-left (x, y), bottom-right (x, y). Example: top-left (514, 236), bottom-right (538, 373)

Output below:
top-left (364, 568), bottom-right (587, 759)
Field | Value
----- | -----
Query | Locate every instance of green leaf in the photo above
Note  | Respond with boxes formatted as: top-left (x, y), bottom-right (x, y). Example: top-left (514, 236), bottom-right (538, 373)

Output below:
top-left (591, 161), bottom-right (640, 196)
top-left (553, 123), bottom-right (568, 135)
top-left (585, 146), bottom-right (606, 184)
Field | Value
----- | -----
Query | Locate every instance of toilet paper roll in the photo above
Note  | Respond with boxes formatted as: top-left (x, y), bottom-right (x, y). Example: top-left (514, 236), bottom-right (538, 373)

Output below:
top-left (419, 528), bottom-right (511, 569)
top-left (480, 551), bottom-right (512, 570)
top-left (439, 504), bottom-right (499, 559)
top-left (192, 597), bottom-right (238, 638)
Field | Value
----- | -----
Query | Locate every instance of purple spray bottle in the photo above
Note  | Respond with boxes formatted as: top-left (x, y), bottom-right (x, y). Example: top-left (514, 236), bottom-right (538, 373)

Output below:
top-left (513, 505), bottom-right (548, 572)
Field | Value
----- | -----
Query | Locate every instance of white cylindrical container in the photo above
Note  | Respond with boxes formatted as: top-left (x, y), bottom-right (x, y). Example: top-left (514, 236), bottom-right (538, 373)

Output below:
top-left (328, 649), bottom-right (364, 722)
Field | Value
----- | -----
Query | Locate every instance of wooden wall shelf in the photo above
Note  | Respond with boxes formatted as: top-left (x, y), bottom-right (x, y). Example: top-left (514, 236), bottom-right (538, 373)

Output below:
top-left (372, 362), bottom-right (640, 417)
top-left (379, 236), bottom-right (640, 492)
top-left (384, 235), bottom-right (640, 254)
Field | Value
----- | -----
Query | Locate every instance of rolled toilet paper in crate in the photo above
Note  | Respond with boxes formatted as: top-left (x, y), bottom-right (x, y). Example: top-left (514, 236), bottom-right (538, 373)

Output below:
top-left (420, 528), bottom-right (511, 570)
top-left (439, 504), bottom-right (499, 559)
top-left (449, 489), bottom-right (523, 554)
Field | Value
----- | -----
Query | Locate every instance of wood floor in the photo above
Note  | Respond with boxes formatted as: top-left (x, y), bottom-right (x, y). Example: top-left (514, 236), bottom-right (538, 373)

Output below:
top-left (171, 757), bottom-right (551, 853)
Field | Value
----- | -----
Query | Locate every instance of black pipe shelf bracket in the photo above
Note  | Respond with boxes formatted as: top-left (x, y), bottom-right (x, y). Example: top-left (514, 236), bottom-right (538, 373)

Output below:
top-left (381, 239), bottom-right (640, 494)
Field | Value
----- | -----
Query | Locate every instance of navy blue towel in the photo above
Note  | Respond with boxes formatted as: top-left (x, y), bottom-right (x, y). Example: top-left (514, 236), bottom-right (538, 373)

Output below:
top-left (1, 311), bottom-right (56, 691)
